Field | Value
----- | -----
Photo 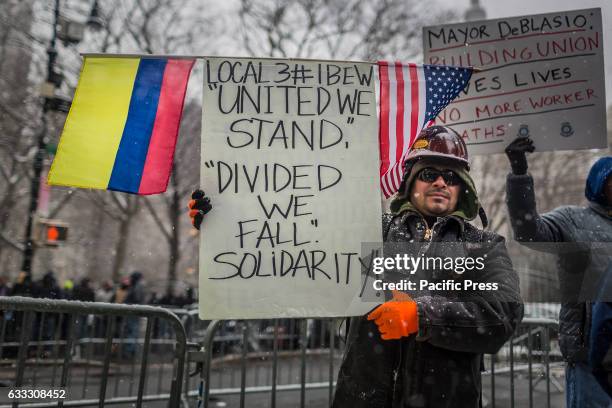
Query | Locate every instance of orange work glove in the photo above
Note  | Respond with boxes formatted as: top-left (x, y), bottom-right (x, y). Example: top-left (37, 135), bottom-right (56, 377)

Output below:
top-left (188, 189), bottom-right (212, 230)
top-left (367, 290), bottom-right (419, 340)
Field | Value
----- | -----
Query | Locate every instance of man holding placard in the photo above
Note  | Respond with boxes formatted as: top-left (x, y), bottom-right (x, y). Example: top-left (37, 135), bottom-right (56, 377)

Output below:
top-left (329, 126), bottom-right (522, 407)
top-left (190, 125), bottom-right (524, 407)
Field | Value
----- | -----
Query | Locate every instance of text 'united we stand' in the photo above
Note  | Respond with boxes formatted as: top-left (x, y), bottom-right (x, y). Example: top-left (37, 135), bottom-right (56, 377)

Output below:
top-left (201, 58), bottom-right (380, 288)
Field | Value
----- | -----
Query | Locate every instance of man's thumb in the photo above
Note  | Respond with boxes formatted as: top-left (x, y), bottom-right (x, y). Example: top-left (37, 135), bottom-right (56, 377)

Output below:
top-left (391, 290), bottom-right (412, 302)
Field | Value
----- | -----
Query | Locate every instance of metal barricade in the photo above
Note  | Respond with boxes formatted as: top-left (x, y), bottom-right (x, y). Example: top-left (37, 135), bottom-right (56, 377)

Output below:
top-left (191, 316), bottom-right (562, 408)
top-left (0, 298), bottom-right (564, 408)
top-left (0, 296), bottom-right (189, 408)
top-left (482, 317), bottom-right (562, 408)
top-left (188, 318), bottom-right (344, 408)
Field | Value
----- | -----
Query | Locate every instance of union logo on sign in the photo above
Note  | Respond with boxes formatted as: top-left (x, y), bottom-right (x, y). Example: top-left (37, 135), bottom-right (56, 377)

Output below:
top-left (560, 122), bottom-right (574, 137)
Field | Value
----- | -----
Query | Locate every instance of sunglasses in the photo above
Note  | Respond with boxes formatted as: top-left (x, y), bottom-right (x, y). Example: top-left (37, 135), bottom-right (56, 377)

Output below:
top-left (417, 168), bottom-right (461, 186)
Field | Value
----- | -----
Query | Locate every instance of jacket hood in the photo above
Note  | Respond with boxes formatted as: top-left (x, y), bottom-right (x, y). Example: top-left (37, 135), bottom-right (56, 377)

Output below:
top-left (389, 158), bottom-right (481, 222)
top-left (42, 271), bottom-right (57, 286)
top-left (130, 271), bottom-right (143, 282)
top-left (586, 157), bottom-right (612, 206)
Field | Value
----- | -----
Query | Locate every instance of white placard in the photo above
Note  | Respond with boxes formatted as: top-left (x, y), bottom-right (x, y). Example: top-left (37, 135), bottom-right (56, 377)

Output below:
top-left (423, 8), bottom-right (607, 154)
top-left (199, 58), bottom-right (382, 319)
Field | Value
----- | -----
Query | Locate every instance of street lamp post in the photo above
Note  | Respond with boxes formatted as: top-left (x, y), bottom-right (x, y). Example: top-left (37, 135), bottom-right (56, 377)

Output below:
top-left (21, 0), bottom-right (103, 276)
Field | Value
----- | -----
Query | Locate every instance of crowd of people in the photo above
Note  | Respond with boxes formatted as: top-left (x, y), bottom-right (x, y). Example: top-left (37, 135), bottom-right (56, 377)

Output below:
top-left (0, 270), bottom-right (196, 308)
top-left (0, 270), bottom-right (197, 361)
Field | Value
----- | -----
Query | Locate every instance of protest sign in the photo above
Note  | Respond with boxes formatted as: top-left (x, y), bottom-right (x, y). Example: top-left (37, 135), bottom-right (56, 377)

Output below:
top-left (423, 8), bottom-right (607, 154)
top-left (199, 58), bottom-right (382, 319)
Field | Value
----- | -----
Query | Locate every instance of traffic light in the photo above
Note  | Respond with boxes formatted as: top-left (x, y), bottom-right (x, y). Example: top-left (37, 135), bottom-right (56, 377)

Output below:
top-left (46, 224), bottom-right (68, 245)
top-left (35, 219), bottom-right (69, 246)
top-left (44, 96), bottom-right (71, 113)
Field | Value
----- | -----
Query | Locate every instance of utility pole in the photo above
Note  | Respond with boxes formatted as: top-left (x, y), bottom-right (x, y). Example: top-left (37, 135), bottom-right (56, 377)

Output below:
top-left (21, 0), bottom-right (103, 275)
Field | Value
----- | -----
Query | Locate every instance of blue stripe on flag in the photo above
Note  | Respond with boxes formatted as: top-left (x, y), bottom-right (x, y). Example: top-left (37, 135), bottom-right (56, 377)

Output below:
top-left (108, 58), bottom-right (167, 193)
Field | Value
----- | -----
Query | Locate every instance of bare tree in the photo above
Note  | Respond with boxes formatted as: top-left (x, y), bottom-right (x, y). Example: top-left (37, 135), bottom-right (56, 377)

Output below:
top-left (0, 1), bottom-right (39, 265)
top-left (142, 102), bottom-right (201, 291)
top-left (59, 0), bottom-right (212, 284)
top-left (238, 0), bottom-right (455, 60)
top-left (80, 190), bottom-right (141, 281)
top-left (117, 0), bottom-right (209, 291)
top-left (2, 0), bottom-right (468, 287)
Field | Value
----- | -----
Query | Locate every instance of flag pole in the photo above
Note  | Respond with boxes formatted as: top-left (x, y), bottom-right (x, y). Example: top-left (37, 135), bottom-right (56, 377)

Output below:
top-left (80, 53), bottom-right (482, 71)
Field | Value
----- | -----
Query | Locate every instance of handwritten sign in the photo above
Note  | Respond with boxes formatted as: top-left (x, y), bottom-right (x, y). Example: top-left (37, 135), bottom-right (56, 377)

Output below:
top-left (199, 58), bottom-right (382, 319)
top-left (423, 8), bottom-right (607, 154)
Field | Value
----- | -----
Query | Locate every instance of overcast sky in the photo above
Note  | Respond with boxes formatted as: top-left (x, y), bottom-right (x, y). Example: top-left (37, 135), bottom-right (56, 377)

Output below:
top-left (440, 0), bottom-right (612, 104)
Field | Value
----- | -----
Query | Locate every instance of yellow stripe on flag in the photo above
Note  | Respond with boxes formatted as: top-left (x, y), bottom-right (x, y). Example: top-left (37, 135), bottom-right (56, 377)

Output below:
top-left (48, 57), bottom-right (140, 190)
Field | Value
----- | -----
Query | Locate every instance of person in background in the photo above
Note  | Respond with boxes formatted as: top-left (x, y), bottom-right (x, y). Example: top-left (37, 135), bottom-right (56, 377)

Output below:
top-left (160, 282), bottom-right (181, 307)
top-left (149, 292), bottom-right (160, 305)
top-left (124, 271), bottom-right (145, 358)
top-left (32, 271), bottom-right (62, 349)
top-left (184, 286), bottom-right (195, 306)
top-left (38, 271), bottom-right (62, 300)
top-left (109, 277), bottom-right (130, 357)
top-left (11, 271), bottom-right (37, 297)
top-left (589, 262), bottom-right (612, 398)
top-left (126, 271), bottom-right (145, 305)
top-left (93, 280), bottom-right (115, 344)
top-left (5, 273), bottom-right (36, 357)
top-left (71, 277), bottom-right (96, 358)
top-left (62, 279), bottom-right (74, 300)
top-left (73, 278), bottom-right (95, 302)
top-left (0, 276), bottom-right (9, 296)
top-left (111, 277), bottom-right (130, 304)
top-left (96, 280), bottom-right (114, 303)
top-left (505, 138), bottom-right (612, 407)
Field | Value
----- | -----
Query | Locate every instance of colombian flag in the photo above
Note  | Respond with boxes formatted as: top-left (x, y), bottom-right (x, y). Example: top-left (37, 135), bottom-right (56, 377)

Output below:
top-left (48, 56), bottom-right (195, 195)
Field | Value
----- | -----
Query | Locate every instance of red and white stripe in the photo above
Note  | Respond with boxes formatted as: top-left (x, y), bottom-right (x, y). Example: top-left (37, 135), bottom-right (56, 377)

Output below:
top-left (378, 61), bottom-right (427, 199)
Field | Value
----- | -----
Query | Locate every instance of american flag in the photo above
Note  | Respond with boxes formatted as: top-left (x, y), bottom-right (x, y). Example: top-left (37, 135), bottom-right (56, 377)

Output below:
top-left (378, 62), bottom-right (472, 198)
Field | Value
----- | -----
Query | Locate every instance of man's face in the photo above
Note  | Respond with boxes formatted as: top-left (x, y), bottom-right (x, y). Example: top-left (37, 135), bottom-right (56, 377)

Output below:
top-left (410, 168), bottom-right (461, 217)
top-left (605, 175), bottom-right (612, 206)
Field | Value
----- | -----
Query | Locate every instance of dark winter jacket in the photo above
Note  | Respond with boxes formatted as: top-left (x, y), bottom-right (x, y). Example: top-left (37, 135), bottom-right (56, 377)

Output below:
top-left (506, 157), bottom-right (612, 362)
top-left (37, 272), bottom-right (62, 300)
top-left (126, 271), bottom-right (145, 304)
top-left (73, 279), bottom-right (95, 302)
top-left (10, 276), bottom-right (38, 297)
top-left (332, 211), bottom-right (523, 408)
top-left (589, 264), bottom-right (612, 396)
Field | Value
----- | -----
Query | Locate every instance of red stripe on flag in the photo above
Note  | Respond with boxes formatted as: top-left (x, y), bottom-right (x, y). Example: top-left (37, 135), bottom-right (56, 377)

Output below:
top-left (408, 63), bottom-right (419, 148)
top-left (394, 62), bottom-right (405, 192)
top-left (378, 61), bottom-right (391, 197)
top-left (389, 64), bottom-right (419, 195)
top-left (138, 59), bottom-right (195, 194)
